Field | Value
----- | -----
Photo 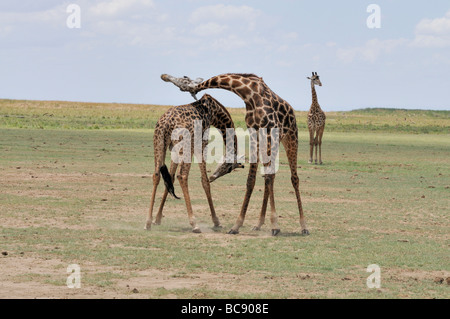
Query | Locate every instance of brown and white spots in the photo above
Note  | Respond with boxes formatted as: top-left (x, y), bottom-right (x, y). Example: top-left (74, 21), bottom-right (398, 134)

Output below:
top-left (146, 94), bottom-right (242, 233)
top-left (161, 73), bottom-right (310, 236)
top-left (306, 72), bottom-right (326, 165)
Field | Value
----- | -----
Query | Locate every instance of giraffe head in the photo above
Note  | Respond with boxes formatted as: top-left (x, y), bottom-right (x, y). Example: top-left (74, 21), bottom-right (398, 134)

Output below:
top-left (161, 74), bottom-right (202, 100)
top-left (209, 155), bottom-right (245, 183)
top-left (307, 72), bottom-right (322, 87)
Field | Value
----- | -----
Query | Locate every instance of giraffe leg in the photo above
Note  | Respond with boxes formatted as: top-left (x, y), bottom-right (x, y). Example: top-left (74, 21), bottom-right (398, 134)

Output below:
top-left (145, 170), bottom-right (161, 230)
top-left (318, 126), bottom-right (324, 165)
top-left (229, 162), bottom-right (258, 234)
top-left (154, 161), bottom-right (178, 225)
top-left (177, 163), bottom-right (201, 233)
top-left (314, 132), bottom-right (319, 165)
top-left (199, 161), bottom-right (221, 228)
top-left (308, 129), bottom-right (314, 164)
top-left (283, 138), bottom-right (309, 236)
top-left (252, 173), bottom-right (270, 231)
top-left (268, 174), bottom-right (279, 236)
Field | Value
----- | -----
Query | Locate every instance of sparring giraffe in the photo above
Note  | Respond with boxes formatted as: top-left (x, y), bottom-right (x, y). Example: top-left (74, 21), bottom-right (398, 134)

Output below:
top-left (145, 93), bottom-right (243, 233)
top-left (307, 72), bottom-right (326, 165)
top-left (161, 73), bottom-right (310, 236)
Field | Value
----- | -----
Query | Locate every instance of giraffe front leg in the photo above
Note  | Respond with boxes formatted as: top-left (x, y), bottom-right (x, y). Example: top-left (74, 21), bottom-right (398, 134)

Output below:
top-left (260, 173), bottom-right (279, 236)
top-left (308, 129), bottom-right (314, 164)
top-left (314, 134), bottom-right (319, 165)
top-left (268, 174), bottom-right (280, 236)
top-left (199, 161), bottom-right (221, 228)
top-left (283, 138), bottom-right (309, 236)
top-left (318, 127), bottom-right (324, 165)
top-left (177, 163), bottom-right (201, 233)
top-left (252, 173), bottom-right (270, 231)
top-left (229, 162), bottom-right (258, 234)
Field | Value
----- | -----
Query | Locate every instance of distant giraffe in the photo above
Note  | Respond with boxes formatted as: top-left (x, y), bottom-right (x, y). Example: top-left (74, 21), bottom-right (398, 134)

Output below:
top-left (161, 73), bottom-right (310, 236)
top-left (145, 94), bottom-right (243, 233)
top-left (307, 72), bottom-right (326, 165)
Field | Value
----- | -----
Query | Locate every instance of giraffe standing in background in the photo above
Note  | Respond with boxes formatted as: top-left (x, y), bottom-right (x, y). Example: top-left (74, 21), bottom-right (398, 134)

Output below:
top-left (307, 72), bottom-right (326, 165)
top-left (146, 94), bottom-right (243, 233)
top-left (161, 73), bottom-right (310, 236)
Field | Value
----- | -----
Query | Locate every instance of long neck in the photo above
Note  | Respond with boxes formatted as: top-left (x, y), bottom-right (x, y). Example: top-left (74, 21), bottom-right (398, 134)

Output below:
top-left (197, 74), bottom-right (260, 104)
top-left (210, 103), bottom-right (238, 159)
top-left (310, 82), bottom-right (319, 110)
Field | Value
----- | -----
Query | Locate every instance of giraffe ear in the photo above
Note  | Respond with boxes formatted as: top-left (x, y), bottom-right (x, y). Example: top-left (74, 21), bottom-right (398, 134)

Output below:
top-left (307, 77), bottom-right (311, 80)
top-left (312, 72), bottom-right (314, 76)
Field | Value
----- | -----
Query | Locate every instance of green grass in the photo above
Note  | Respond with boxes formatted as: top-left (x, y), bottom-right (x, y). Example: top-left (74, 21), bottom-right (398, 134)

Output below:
top-left (1, 99), bottom-right (448, 133)
top-left (0, 99), bottom-right (449, 299)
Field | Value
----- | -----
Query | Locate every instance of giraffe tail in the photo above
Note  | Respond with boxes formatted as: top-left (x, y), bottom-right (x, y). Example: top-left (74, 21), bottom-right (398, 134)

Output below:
top-left (160, 164), bottom-right (180, 199)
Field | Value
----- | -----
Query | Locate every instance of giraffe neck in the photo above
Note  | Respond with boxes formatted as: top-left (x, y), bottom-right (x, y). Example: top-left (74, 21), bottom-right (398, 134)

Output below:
top-left (210, 102), bottom-right (238, 158)
top-left (311, 82), bottom-right (319, 104)
top-left (197, 74), bottom-right (261, 104)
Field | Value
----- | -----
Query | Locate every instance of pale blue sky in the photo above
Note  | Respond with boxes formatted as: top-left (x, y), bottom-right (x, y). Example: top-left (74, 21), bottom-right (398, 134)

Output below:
top-left (0, 0), bottom-right (449, 111)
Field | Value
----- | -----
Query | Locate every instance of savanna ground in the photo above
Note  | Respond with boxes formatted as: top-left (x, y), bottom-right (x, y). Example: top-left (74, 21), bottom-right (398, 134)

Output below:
top-left (0, 99), bottom-right (449, 299)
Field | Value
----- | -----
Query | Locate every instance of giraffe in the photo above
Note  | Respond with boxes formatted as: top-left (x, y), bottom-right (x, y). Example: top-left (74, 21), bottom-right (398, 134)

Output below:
top-left (307, 72), bottom-right (326, 165)
top-left (145, 93), bottom-right (243, 233)
top-left (161, 73), bottom-right (310, 236)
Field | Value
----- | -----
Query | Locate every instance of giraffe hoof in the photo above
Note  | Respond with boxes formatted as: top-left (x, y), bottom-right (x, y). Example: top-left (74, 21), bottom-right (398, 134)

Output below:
top-left (308, 160), bottom-right (313, 164)
top-left (213, 224), bottom-right (223, 229)
top-left (301, 229), bottom-right (310, 236)
top-left (271, 229), bottom-right (281, 236)
top-left (228, 229), bottom-right (239, 235)
top-left (192, 227), bottom-right (202, 233)
top-left (252, 226), bottom-right (261, 231)
top-left (144, 222), bottom-right (152, 230)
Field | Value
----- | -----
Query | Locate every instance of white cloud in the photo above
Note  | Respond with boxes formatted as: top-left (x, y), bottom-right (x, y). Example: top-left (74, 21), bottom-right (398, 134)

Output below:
top-left (0, 25), bottom-right (13, 37)
top-left (189, 4), bottom-right (261, 25)
top-left (336, 10), bottom-right (450, 63)
top-left (412, 10), bottom-right (450, 48)
top-left (186, 4), bottom-right (266, 54)
top-left (193, 23), bottom-right (228, 37)
top-left (337, 38), bottom-right (408, 63)
top-left (211, 34), bottom-right (247, 51)
top-left (89, 0), bottom-right (154, 18)
top-left (0, 4), bottom-right (68, 47)
top-left (0, 5), bottom-right (63, 25)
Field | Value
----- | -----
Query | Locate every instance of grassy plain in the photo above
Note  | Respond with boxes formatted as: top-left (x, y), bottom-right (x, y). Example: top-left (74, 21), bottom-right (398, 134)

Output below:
top-left (0, 99), bottom-right (449, 299)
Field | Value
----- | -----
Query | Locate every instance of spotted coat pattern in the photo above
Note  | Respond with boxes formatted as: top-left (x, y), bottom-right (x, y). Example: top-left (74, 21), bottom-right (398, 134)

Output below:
top-left (161, 73), bottom-right (309, 236)
top-left (146, 94), bottom-right (241, 233)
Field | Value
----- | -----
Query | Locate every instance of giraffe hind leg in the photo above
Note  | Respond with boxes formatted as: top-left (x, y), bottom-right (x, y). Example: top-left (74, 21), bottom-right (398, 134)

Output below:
top-left (161, 164), bottom-right (180, 199)
top-left (145, 170), bottom-right (161, 230)
top-left (154, 161), bottom-right (178, 225)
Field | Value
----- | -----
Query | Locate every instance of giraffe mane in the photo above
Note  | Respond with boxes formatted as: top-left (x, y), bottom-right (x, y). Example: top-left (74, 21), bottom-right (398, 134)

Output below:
top-left (228, 73), bottom-right (260, 78)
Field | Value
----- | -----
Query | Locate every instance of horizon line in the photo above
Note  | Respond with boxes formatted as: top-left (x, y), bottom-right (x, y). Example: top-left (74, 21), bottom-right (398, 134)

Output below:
top-left (0, 97), bottom-right (449, 113)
